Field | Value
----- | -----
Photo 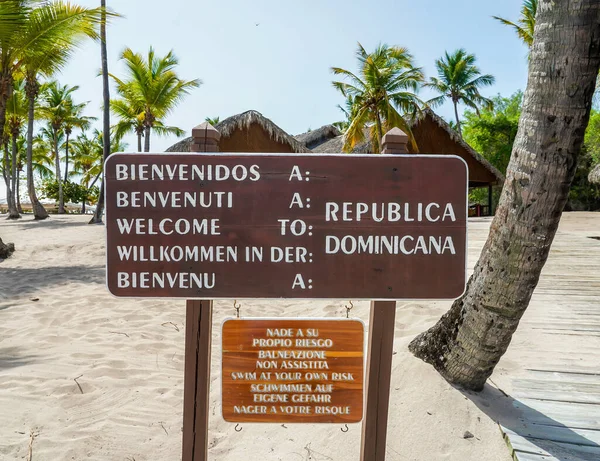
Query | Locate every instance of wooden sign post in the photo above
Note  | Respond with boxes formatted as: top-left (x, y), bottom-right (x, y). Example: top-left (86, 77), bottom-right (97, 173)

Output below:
top-left (104, 125), bottom-right (468, 461)
top-left (182, 123), bottom-right (219, 461)
top-left (362, 128), bottom-right (407, 461)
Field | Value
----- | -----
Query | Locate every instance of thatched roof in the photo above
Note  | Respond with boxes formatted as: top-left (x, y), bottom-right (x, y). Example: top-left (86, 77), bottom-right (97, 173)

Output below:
top-left (312, 108), bottom-right (504, 184)
top-left (414, 108), bottom-right (504, 184)
top-left (166, 110), bottom-right (310, 153)
top-left (295, 125), bottom-right (341, 149)
top-left (589, 164), bottom-right (600, 184)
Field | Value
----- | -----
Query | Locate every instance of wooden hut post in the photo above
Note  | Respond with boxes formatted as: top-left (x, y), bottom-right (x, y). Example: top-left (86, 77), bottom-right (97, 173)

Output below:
top-left (360, 128), bottom-right (407, 461)
top-left (182, 122), bottom-right (220, 461)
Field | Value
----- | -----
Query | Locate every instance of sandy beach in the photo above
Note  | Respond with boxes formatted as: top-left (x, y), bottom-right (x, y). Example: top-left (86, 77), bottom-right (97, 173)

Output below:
top-left (2, 213), bottom-right (597, 460)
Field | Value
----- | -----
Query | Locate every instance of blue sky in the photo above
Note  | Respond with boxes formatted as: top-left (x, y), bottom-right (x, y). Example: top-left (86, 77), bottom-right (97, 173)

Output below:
top-left (1, 0), bottom-right (529, 201)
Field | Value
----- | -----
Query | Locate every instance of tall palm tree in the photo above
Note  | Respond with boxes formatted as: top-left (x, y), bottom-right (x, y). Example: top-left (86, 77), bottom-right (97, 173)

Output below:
top-left (89, 0), bottom-right (111, 224)
top-left (62, 99), bottom-right (94, 181)
top-left (111, 98), bottom-right (184, 152)
top-left (493, 0), bottom-right (538, 48)
top-left (5, 78), bottom-right (27, 218)
top-left (425, 49), bottom-right (495, 138)
top-left (110, 47), bottom-right (201, 152)
top-left (331, 43), bottom-right (425, 154)
top-left (38, 81), bottom-right (82, 213)
top-left (1, 1), bottom-right (110, 219)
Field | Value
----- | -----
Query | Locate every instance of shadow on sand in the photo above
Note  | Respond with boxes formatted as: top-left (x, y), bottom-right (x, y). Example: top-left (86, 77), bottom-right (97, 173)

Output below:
top-left (0, 265), bottom-right (105, 298)
top-left (7, 217), bottom-right (98, 231)
top-left (463, 384), bottom-right (600, 461)
top-left (0, 347), bottom-right (37, 371)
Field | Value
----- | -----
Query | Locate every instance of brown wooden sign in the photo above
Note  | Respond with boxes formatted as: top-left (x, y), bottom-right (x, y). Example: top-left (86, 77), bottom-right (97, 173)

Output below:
top-left (221, 318), bottom-right (364, 423)
top-left (105, 153), bottom-right (467, 299)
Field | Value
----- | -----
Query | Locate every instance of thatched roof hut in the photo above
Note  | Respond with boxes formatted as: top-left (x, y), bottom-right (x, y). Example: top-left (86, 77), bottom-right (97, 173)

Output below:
top-left (166, 110), bottom-right (310, 154)
top-left (589, 164), bottom-right (600, 184)
top-left (295, 125), bottom-right (341, 150)
top-left (313, 108), bottom-right (504, 188)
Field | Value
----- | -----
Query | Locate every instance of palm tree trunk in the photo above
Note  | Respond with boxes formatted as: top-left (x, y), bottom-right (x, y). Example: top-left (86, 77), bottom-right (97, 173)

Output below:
top-left (16, 165), bottom-right (23, 214)
top-left (137, 131), bottom-right (142, 152)
top-left (144, 125), bottom-right (151, 152)
top-left (374, 112), bottom-right (383, 155)
top-left (452, 99), bottom-right (462, 138)
top-left (9, 134), bottom-right (20, 218)
top-left (0, 72), bottom-right (12, 152)
top-left (409, 0), bottom-right (600, 391)
top-left (2, 144), bottom-right (15, 217)
top-left (5, 135), bottom-right (20, 219)
top-left (25, 79), bottom-right (49, 220)
top-left (90, 0), bottom-right (110, 225)
top-left (64, 131), bottom-right (70, 182)
top-left (54, 131), bottom-right (65, 214)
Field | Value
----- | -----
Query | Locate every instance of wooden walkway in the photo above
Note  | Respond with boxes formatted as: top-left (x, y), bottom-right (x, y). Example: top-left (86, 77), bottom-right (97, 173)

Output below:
top-left (494, 218), bottom-right (600, 461)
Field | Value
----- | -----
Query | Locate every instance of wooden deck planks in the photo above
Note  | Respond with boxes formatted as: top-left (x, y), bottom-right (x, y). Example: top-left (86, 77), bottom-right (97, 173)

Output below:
top-left (493, 221), bottom-right (600, 461)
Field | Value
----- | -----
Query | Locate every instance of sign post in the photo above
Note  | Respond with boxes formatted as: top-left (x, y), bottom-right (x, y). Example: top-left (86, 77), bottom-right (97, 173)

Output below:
top-left (181, 123), bottom-right (219, 461)
top-left (361, 128), bottom-right (405, 461)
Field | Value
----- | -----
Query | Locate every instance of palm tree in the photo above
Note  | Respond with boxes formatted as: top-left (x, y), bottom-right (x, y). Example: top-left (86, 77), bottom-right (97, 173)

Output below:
top-left (331, 43), bottom-right (425, 154)
top-left (62, 99), bottom-right (94, 181)
top-left (1, 1), bottom-right (110, 219)
top-left (493, 0), bottom-right (538, 48)
top-left (425, 49), bottom-right (495, 138)
top-left (110, 47), bottom-right (201, 152)
top-left (205, 116), bottom-right (220, 126)
top-left (111, 98), bottom-right (185, 152)
top-left (38, 81), bottom-right (82, 213)
top-left (5, 78), bottom-right (27, 218)
top-left (410, 0), bottom-right (600, 392)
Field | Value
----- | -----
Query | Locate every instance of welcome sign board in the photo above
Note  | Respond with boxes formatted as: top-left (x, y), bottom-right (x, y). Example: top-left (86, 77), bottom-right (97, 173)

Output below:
top-left (105, 153), bottom-right (467, 299)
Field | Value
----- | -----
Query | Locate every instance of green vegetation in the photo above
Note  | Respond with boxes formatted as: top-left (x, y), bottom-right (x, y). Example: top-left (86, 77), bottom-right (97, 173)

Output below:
top-left (425, 49), bottom-right (495, 138)
top-left (110, 47), bottom-right (200, 152)
top-left (331, 43), bottom-right (425, 153)
top-left (0, 2), bottom-right (200, 218)
top-left (493, 0), bottom-right (537, 48)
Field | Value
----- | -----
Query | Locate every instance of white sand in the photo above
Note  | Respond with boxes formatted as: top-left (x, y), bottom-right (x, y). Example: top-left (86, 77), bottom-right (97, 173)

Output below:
top-left (0, 213), bottom-right (530, 461)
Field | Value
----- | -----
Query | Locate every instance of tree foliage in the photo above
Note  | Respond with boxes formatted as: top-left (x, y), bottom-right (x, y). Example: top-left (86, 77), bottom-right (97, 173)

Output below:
top-left (426, 49), bottom-right (495, 137)
top-left (110, 47), bottom-right (199, 152)
top-left (41, 179), bottom-right (99, 205)
top-left (493, 0), bottom-right (538, 48)
top-left (463, 91), bottom-right (523, 175)
top-left (331, 43), bottom-right (425, 153)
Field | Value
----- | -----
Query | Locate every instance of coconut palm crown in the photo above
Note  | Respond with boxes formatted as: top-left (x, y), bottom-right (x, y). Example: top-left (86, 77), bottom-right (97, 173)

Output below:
top-left (331, 42), bottom-right (425, 154)
top-left (110, 47), bottom-right (200, 152)
top-left (425, 49), bottom-right (495, 138)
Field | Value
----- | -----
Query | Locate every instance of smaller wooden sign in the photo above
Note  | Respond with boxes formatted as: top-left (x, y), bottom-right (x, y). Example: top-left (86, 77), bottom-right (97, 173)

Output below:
top-left (222, 319), bottom-right (364, 423)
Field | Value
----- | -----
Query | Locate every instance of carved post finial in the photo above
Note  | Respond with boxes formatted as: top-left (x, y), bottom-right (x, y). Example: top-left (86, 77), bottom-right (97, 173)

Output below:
top-left (190, 122), bottom-right (221, 153)
top-left (381, 127), bottom-right (408, 154)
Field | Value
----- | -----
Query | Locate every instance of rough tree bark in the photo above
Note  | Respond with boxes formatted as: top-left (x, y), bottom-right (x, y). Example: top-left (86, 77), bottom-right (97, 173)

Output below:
top-left (25, 76), bottom-right (49, 220)
top-left (0, 237), bottom-right (14, 259)
top-left (7, 133), bottom-right (21, 219)
top-left (64, 129), bottom-right (71, 182)
top-left (409, 0), bottom-right (600, 391)
top-left (16, 167), bottom-right (22, 214)
top-left (144, 124), bottom-right (151, 152)
top-left (53, 128), bottom-right (65, 214)
top-left (452, 98), bottom-right (462, 138)
top-left (89, 0), bottom-right (110, 224)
